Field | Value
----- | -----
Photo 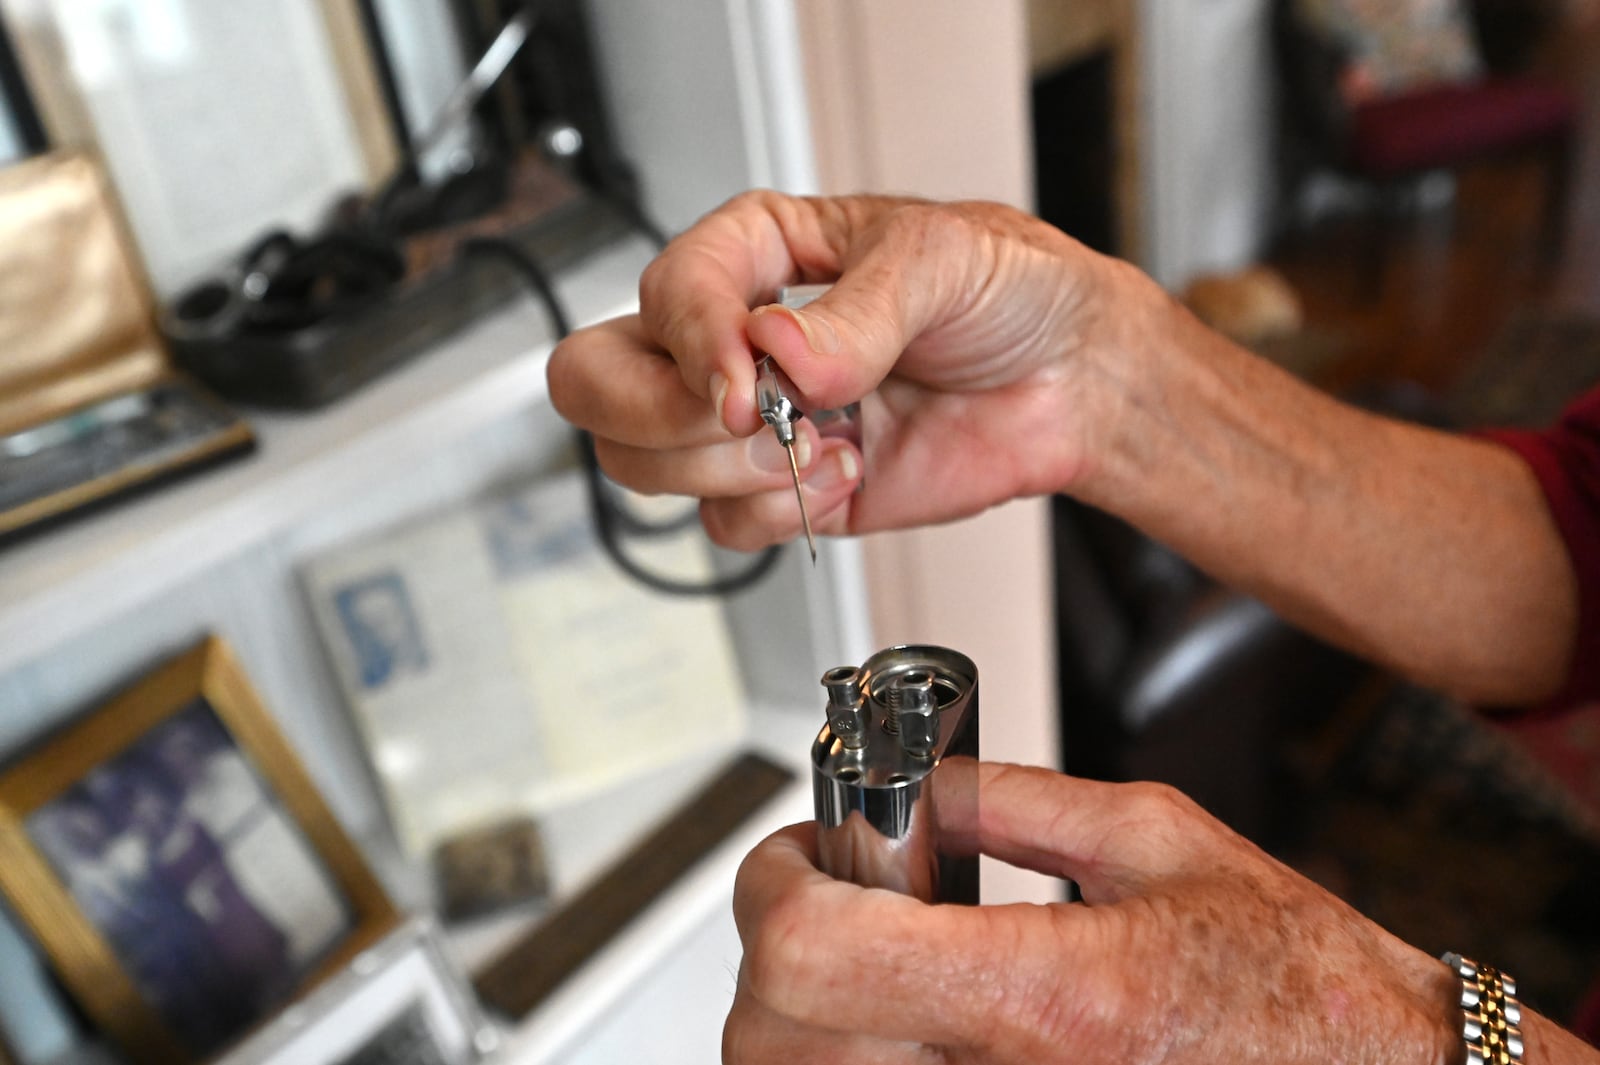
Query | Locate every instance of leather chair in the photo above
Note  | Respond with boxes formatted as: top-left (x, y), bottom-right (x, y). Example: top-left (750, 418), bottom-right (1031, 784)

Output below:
top-left (1052, 377), bottom-right (1476, 844)
top-left (1053, 496), bottom-right (1373, 845)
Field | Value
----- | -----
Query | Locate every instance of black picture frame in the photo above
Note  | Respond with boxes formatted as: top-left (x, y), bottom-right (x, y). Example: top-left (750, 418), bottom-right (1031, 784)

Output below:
top-left (351, 0), bottom-right (417, 160)
top-left (0, 10), bottom-right (47, 157)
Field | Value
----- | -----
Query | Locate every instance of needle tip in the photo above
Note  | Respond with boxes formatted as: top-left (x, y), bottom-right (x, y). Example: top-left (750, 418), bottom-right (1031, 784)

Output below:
top-left (783, 440), bottom-right (818, 567)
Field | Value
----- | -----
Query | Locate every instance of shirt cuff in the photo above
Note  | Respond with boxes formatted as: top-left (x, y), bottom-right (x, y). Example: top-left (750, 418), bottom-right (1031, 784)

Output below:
top-left (1476, 423), bottom-right (1600, 712)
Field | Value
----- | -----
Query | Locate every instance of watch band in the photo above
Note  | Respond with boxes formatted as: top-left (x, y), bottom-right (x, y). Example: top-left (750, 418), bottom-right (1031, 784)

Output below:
top-left (1442, 952), bottom-right (1524, 1065)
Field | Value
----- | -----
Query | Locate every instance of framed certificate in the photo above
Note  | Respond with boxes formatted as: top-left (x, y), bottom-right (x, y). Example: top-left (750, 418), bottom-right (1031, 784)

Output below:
top-left (303, 470), bottom-right (748, 855)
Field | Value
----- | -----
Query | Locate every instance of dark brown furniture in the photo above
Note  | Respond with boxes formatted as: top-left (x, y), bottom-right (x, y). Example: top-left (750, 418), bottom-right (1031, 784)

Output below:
top-left (1272, 0), bottom-right (1579, 292)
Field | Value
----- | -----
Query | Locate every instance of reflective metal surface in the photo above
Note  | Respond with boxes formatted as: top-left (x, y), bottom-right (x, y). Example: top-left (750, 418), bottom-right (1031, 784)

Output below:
top-left (811, 645), bottom-right (978, 903)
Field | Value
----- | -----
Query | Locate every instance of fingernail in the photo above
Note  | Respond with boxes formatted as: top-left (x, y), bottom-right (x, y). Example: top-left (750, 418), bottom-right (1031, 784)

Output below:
top-left (709, 372), bottom-right (731, 432)
top-left (785, 306), bottom-right (840, 355)
top-left (794, 432), bottom-right (813, 469)
top-left (748, 431), bottom-right (811, 474)
top-left (805, 446), bottom-right (859, 492)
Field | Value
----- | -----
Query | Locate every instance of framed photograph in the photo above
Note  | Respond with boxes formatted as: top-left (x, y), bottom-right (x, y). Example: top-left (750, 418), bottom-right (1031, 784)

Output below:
top-left (215, 918), bottom-right (495, 1065)
top-left (0, 637), bottom-right (398, 1065)
top-left (0, 1), bottom-right (397, 295)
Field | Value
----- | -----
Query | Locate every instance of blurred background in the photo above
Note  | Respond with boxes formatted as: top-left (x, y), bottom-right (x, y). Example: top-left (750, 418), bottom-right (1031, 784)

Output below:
top-left (0, 1), bottom-right (1597, 1062)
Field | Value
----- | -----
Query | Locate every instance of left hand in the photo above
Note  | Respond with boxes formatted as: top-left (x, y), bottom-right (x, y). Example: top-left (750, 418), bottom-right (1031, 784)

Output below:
top-left (547, 191), bottom-right (1146, 552)
top-left (724, 762), bottom-right (1459, 1064)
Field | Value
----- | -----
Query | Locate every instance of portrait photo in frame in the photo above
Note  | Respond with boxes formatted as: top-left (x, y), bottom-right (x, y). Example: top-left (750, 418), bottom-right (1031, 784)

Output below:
top-left (0, 637), bottom-right (398, 1065)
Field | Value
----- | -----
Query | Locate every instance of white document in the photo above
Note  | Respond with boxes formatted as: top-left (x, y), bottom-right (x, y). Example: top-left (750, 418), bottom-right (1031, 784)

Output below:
top-left (303, 473), bottom-right (746, 855)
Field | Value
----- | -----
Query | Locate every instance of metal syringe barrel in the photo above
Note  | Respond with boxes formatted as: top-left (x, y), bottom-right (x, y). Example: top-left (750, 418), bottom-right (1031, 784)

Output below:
top-left (811, 645), bottom-right (979, 904)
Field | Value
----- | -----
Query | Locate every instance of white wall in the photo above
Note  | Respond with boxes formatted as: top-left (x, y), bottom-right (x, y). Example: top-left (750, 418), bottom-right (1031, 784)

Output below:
top-left (0, 100), bottom-right (19, 164)
top-left (585, 0), bottom-right (759, 232)
top-left (1139, 0), bottom-right (1277, 289)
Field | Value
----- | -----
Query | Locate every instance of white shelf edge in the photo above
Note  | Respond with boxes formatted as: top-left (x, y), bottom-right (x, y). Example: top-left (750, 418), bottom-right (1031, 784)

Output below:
top-left (495, 779), bottom-right (810, 1064)
top-left (0, 239), bottom-right (652, 674)
top-left (488, 703), bottom-right (820, 1064)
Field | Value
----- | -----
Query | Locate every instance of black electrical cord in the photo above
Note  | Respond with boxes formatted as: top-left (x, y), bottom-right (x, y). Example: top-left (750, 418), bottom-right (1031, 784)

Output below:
top-left (352, 0), bottom-right (770, 593)
top-left (460, 235), bottom-right (786, 597)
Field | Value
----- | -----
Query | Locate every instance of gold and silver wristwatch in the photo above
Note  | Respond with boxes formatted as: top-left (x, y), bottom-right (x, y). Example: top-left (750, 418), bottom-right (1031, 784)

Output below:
top-left (1442, 952), bottom-right (1523, 1065)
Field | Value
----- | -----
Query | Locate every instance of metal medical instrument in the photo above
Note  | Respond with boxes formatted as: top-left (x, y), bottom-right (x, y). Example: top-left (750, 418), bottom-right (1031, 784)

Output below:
top-left (754, 284), bottom-right (863, 566)
top-left (811, 645), bottom-right (980, 903)
top-left (755, 354), bottom-right (814, 563)
top-left (411, 8), bottom-right (536, 162)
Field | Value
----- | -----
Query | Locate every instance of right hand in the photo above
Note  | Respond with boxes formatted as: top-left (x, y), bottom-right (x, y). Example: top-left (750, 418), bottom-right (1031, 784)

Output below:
top-left (724, 762), bottom-right (1467, 1065)
top-left (547, 191), bottom-right (1165, 551)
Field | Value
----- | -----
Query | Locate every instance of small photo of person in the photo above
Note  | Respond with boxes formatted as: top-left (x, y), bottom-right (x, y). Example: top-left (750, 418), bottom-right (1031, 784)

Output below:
top-left (333, 570), bottom-right (430, 690)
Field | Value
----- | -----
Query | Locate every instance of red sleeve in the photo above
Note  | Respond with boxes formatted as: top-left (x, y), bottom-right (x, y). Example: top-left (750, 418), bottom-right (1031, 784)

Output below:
top-left (1475, 387), bottom-right (1600, 710)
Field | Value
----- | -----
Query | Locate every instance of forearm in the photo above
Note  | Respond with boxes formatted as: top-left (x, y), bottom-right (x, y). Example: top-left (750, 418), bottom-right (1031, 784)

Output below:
top-left (1070, 264), bottom-right (1577, 705)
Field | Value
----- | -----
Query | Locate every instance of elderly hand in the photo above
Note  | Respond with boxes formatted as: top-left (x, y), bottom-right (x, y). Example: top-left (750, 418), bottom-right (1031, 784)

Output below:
top-left (723, 762), bottom-right (1468, 1065)
top-left (547, 191), bottom-right (1161, 551)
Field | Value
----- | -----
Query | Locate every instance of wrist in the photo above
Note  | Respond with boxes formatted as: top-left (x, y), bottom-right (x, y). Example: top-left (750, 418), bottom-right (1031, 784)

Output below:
top-left (1057, 262), bottom-right (1236, 506)
top-left (1400, 944), bottom-right (1478, 1065)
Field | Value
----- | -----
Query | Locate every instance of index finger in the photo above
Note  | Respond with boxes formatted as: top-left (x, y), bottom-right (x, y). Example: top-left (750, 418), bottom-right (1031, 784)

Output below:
top-left (936, 761), bottom-right (1251, 903)
top-left (731, 822), bottom-right (1078, 1048)
top-left (638, 192), bottom-right (808, 435)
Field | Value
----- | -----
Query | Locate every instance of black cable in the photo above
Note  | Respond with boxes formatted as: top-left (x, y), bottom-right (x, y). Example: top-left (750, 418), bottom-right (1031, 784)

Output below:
top-left (576, 432), bottom-right (785, 597)
top-left (461, 235), bottom-right (786, 597)
top-left (364, 0), bottom-right (781, 596)
top-left (462, 236), bottom-right (572, 333)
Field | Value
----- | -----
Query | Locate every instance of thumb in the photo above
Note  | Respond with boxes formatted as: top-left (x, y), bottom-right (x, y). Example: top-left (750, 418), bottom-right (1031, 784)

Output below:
top-left (745, 239), bottom-right (950, 412)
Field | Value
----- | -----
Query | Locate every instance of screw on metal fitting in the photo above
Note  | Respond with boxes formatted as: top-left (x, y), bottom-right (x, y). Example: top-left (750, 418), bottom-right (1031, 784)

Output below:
top-left (894, 670), bottom-right (938, 758)
top-left (881, 682), bottom-right (902, 734)
top-left (821, 665), bottom-right (868, 749)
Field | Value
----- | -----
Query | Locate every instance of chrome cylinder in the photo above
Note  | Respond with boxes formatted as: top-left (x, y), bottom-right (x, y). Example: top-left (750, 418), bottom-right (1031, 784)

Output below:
top-left (811, 645), bottom-right (979, 903)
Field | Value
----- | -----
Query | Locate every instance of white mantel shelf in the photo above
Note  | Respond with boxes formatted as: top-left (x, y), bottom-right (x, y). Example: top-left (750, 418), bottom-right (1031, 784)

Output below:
top-left (0, 238), bottom-right (653, 676)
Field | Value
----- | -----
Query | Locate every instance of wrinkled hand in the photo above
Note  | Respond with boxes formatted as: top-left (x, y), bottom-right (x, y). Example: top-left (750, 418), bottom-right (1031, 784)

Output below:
top-left (547, 191), bottom-right (1153, 551)
top-left (724, 763), bottom-right (1459, 1065)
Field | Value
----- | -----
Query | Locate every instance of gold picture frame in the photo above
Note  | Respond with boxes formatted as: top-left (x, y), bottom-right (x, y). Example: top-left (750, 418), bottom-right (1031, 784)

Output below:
top-left (0, 637), bottom-right (398, 1064)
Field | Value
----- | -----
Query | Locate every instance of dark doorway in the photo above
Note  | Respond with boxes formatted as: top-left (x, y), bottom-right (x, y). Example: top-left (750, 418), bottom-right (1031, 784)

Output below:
top-left (1031, 49), bottom-right (1116, 255)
